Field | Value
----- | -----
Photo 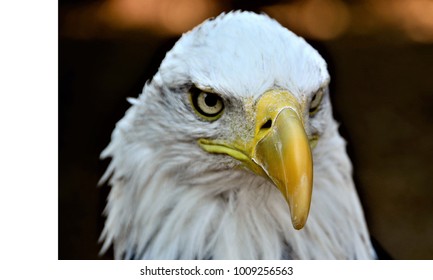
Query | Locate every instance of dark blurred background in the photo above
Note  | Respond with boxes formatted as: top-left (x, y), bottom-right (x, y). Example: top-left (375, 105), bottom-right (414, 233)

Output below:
top-left (59, 0), bottom-right (433, 259)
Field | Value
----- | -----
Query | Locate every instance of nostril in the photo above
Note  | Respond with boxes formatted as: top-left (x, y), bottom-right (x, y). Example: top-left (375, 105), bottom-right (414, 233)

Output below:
top-left (260, 119), bottom-right (272, 130)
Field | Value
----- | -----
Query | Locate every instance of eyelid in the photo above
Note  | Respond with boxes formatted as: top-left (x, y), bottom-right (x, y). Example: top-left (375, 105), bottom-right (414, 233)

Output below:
top-left (309, 89), bottom-right (324, 115)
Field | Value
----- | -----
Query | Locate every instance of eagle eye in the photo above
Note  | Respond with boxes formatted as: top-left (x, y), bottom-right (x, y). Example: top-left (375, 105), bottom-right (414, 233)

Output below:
top-left (190, 86), bottom-right (224, 121)
top-left (309, 89), bottom-right (324, 115)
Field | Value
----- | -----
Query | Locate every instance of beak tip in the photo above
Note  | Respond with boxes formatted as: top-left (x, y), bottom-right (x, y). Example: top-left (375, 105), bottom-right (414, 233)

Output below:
top-left (291, 216), bottom-right (307, 230)
top-left (292, 221), bottom-right (305, 230)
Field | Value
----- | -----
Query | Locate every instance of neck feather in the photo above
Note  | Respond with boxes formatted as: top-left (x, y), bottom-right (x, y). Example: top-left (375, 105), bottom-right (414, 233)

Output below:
top-left (100, 123), bottom-right (375, 259)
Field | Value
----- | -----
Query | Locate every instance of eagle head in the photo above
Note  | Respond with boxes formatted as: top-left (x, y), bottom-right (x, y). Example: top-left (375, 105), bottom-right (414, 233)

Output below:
top-left (100, 11), bottom-right (376, 260)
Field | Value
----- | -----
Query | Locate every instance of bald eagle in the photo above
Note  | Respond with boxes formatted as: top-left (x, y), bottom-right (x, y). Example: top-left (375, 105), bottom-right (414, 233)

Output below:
top-left (99, 11), bottom-right (376, 259)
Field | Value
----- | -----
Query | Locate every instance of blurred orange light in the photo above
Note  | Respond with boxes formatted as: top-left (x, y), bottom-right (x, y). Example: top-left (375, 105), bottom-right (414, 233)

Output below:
top-left (263, 0), bottom-right (350, 40)
top-left (369, 0), bottom-right (433, 42)
top-left (61, 0), bottom-right (433, 43)
top-left (99, 0), bottom-right (219, 35)
top-left (402, 0), bottom-right (433, 42)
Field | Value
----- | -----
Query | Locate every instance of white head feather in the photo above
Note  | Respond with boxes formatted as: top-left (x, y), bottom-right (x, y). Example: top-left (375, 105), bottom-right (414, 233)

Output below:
top-left (100, 11), bottom-right (376, 259)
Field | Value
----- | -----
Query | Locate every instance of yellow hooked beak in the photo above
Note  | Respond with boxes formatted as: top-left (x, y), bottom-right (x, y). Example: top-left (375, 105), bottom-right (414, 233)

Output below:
top-left (198, 90), bottom-right (313, 230)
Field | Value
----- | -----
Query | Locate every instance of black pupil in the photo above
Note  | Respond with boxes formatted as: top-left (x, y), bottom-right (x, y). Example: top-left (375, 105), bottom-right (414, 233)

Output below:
top-left (204, 93), bottom-right (218, 107)
top-left (309, 93), bottom-right (318, 112)
top-left (311, 93), bottom-right (317, 103)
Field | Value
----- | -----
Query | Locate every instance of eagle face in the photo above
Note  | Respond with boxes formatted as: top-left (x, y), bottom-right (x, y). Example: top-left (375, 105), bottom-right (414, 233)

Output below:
top-left (100, 11), bottom-right (376, 260)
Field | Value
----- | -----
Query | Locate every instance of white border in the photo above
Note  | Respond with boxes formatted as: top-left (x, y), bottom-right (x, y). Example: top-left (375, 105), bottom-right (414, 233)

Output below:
top-left (0, 0), bottom-right (58, 274)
